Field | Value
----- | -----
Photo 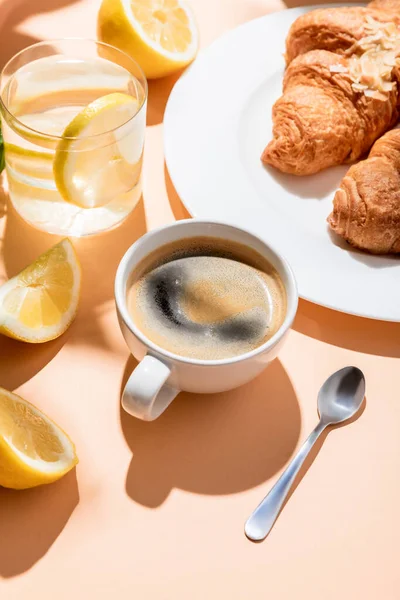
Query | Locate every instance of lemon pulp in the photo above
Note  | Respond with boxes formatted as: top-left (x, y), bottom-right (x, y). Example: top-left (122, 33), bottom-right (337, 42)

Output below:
top-left (98, 0), bottom-right (199, 78)
top-left (0, 387), bottom-right (78, 489)
top-left (0, 238), bottom-right (81, 342)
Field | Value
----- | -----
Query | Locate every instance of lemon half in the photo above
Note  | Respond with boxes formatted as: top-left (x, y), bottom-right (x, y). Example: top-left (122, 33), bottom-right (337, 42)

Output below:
top-left (0, 387), bottom-right (78, 489)
top-left (98, 0), bottom-right (199, 79)
top-left (0, 238), bottom-right (81, 343)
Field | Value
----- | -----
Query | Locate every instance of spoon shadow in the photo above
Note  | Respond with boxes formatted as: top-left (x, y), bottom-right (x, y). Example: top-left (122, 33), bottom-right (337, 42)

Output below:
top-left (247, 396), bottom-right (366, 543)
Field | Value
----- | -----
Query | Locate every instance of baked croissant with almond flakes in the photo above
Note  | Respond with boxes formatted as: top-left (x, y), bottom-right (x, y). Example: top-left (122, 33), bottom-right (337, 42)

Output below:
top-left (263, 4), bottom-right (400, 175)
top-left (328, 128), bottom-right (400, 254)
top-left (262, 48), bottom-right (398, 175)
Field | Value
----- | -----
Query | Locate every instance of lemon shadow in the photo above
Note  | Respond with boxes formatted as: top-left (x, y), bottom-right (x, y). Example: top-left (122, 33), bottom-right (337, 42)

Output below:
top-left (0, 469), bottom-right (79, 578)
top-left (0, 334), bottom-right (68, 391)
top-left (146, 70), bottom-right (185, 127)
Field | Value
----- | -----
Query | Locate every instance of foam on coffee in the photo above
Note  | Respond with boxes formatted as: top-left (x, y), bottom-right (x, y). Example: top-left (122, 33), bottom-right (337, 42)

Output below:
top-left (127, 237), bottom-right (286, 360)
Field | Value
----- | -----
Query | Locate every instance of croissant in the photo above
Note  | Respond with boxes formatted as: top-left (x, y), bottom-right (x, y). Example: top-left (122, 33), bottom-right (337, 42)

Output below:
top-left (261, 50), bottom-right (398, 175)
top-left (285, 6), bottom-right (397, 64)
top-left (328, 129), bottom-right (400, 254)
top-left (263, 3), bottom-right (400, 175)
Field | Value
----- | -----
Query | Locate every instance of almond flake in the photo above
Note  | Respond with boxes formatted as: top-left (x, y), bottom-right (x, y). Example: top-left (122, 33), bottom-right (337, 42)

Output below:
top-left (329, 64), bottom-right (348, 73)
top-left (364, 89), bottom-right (388, 100)
top-left (346, 17), bottom-right (400, 101)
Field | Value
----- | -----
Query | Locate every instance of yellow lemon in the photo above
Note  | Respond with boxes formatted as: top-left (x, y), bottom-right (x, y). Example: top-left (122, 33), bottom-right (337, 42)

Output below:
top-left (0, 238), bottom-right (81, 343)
top-left (97, 0), bottom-right (199, 79)
top-left (0, 387), bottom-right (78, 489)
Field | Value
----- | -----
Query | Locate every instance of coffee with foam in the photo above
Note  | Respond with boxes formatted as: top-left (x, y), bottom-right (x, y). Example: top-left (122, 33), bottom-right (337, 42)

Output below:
top-left (127, 237), bottom-right (286, 361)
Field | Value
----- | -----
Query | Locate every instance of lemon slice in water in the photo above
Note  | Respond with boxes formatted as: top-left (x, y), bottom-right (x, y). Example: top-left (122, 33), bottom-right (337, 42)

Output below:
top-left (0, 238), bottom-right (81, 343)
top-left (5, 143), bottom-right (54, 180)
top-left (0, 387), bottom-right (78, 489)
top-left (54, 92), bottom-right (141, 209)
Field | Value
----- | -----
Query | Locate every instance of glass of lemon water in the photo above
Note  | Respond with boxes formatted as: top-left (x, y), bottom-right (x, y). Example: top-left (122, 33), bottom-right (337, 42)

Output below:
top-left (0, 39), bottom-right (147, 236)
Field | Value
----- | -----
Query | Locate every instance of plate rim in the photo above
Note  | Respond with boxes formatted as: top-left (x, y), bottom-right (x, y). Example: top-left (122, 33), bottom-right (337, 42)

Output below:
top-left (164, 3), bottom-right (400, 323)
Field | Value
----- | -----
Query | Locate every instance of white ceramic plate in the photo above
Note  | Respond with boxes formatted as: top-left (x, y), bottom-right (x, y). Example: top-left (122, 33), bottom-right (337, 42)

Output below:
top-left (164, 4), bottom-right (400, 322)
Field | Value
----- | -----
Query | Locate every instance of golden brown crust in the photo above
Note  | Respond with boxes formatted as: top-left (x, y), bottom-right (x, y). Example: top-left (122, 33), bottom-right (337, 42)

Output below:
top-left (328, 129), bottom-right (400, 254)
top-left (369, 0), bottom-right (400, 12)
top-left (285, 7), bottom-right (399, 64)
top-left (261, 50), bottom-right (398, 175)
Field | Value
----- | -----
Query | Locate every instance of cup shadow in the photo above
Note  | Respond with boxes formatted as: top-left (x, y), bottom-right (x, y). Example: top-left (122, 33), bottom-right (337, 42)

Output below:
top-left (120, 357), bottom-right (301, 507)
top-left (294, 298), bottom-right (400, 358)
top-left (0, 469), bottom-right (79, 578)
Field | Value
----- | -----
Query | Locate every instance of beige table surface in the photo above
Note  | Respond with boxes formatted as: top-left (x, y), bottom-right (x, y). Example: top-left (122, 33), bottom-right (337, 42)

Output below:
top-left (0, 0), bottom-right (400, 598)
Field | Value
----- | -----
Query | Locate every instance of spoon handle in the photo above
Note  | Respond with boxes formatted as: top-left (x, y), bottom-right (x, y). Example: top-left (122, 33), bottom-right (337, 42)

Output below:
top-left (245, 420), bottom-right (326, 541)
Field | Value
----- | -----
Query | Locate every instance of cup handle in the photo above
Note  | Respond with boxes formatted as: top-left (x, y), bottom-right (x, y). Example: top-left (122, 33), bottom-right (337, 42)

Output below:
top-left (122, 355), bottom-right (179, 421)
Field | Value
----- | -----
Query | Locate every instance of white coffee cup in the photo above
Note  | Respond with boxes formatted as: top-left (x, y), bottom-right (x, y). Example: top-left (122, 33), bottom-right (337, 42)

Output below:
top-left (115, 219), bottom-right (298, 421)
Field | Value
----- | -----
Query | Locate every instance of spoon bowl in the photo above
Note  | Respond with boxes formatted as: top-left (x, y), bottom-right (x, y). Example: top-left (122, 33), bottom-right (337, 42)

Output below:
top-left (318, 366), bottom-right (365, 425)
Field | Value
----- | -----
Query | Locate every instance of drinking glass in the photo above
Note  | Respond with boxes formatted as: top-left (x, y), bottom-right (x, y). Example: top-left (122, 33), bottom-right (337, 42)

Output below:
top-left (0, 39), bottom-right (147, 236)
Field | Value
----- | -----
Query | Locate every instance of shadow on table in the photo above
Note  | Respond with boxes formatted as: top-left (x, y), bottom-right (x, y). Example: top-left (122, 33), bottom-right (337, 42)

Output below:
top-left (164, 163), bottom-right (191, 220)
top-left (1, 192), bottom-right (147, 315)
top-left (0, 469), bottom-right (79, 578)
top-left (294, 299), bottom-right (400, 359)
top-left (0, 334), bottom-right (68, 391)
top-left (283, 0), bottom-right (361, 7)
top-left (120, 357), bottom-right (301, 507)
top-left (146, 71), bottom-right (185, 127)
top-left (0, 186), bottom-right (67, 388)
top-left (0, 0), bottom-right (82, 68)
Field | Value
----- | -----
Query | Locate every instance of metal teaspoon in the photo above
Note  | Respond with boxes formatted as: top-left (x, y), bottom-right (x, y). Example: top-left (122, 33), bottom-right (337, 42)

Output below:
top-left (245, 366), bottom-right (366, 542)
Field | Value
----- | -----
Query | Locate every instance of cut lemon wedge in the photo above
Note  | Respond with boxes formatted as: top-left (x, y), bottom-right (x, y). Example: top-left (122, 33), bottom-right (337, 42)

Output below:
top-left (0, 387), bottom-right (78, 489)
top-left (98, 0), bottom-right (199, 79)
top-left (0, 238), bottom-right (81, 343)
top-left (53, 92), bottom-right (141, 209)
